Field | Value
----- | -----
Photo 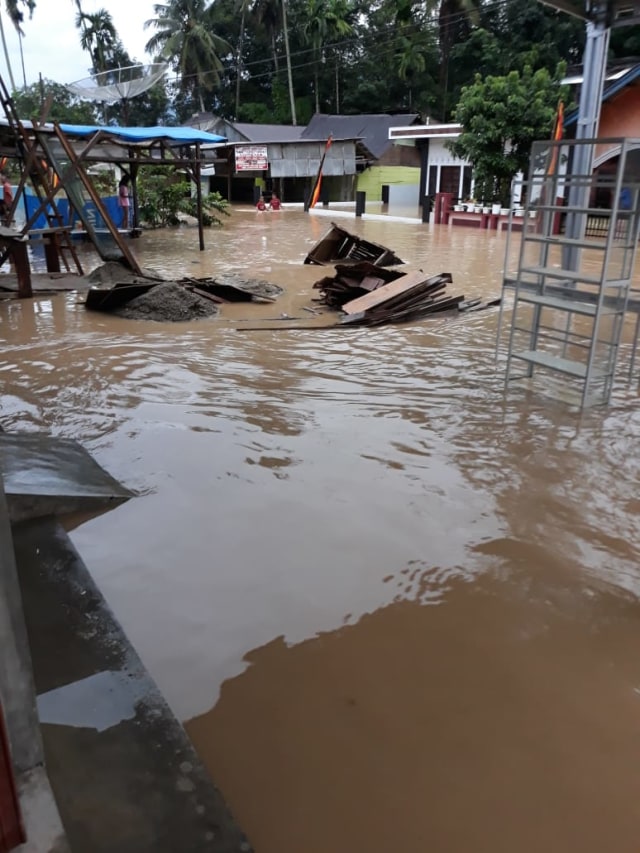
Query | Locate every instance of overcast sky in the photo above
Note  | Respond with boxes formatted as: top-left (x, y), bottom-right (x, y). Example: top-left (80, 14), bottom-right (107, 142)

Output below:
top-left (0, 0), bottom-right (159, 89)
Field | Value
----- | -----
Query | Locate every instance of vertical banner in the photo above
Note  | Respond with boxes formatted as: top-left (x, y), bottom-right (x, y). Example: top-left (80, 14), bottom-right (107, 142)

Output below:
top-left (307, 135), bottom-right (333, 210)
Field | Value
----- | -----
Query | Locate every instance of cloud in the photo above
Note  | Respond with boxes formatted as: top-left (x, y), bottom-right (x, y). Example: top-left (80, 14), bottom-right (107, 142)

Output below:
top-left (0, 0), bottom-right (156, 88)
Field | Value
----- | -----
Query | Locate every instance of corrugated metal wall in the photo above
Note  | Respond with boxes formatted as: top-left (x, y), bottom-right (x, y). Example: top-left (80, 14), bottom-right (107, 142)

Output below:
top-left (269, 141), bottom-right (355, 178)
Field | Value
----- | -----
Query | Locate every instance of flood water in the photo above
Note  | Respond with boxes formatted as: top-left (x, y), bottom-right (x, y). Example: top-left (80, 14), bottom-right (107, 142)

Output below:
top-left (2, 208), bottom-right (640, 852)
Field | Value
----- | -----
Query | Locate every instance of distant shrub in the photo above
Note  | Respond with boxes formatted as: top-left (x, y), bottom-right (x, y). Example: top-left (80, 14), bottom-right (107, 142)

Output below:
top-left (137, 168), bottom-right (230, 228)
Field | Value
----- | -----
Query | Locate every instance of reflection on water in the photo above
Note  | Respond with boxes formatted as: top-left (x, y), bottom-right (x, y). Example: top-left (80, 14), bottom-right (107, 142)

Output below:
top-left (2, 209), bottom-right (640, 851)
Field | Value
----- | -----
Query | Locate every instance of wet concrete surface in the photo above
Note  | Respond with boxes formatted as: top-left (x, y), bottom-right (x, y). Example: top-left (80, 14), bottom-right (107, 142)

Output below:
top-left (12, 516), bottom-right (252, 853)
top-left (2, 209), bottom-right (640, 851)
top-left (0, 432), bottom-right (132, 522)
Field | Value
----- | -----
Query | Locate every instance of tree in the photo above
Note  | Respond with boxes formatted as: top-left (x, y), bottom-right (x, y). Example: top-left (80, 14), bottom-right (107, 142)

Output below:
top-left (11, 78), bottom-right (99, 123)
top-left (1, 0), bottom-right (35, 92)
top-left (144, 0), bottom-right (230, 113)
top-left (252, 0), bottom-right (281, 74)
top-left (280, 0), bottom-right (296, 123)
top-left (76, 8), bottom-right (119, 74)
top-left (429, 0), bottom-right (480, 117)
top-left (234, 0), bottom-right (252, 116)
top-left (136, 165), bottom-right (230, 227)
top-left (449, 64), bottom-right (568, 207)
top-left (301, 0), bottom-right (352, 113)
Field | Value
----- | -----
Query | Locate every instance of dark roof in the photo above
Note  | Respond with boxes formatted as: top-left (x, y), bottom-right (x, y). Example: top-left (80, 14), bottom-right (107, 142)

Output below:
top-left (301, 114), bottom-right (419, 159)
top-left (565, 63), bottom-right (640, 127)
top-left (231, 122), bottom-right (306, 143)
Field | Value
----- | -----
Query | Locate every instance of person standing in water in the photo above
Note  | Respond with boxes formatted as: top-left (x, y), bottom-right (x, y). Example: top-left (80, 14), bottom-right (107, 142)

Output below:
top-left (269, 192), bottom-right (281, 210)
top-left (118, 175), bottom-right (130, 229)
top-left (0, 173), bottom-right (13, 226)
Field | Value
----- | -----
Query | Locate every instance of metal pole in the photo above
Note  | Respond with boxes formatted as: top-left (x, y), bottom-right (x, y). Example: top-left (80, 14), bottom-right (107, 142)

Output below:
top-left (564, 18), bottom-right (610, 269)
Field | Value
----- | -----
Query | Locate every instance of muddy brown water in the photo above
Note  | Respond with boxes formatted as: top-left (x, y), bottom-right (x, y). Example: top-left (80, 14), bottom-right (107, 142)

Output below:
top-left (2, 208), bottom-right (640, 852)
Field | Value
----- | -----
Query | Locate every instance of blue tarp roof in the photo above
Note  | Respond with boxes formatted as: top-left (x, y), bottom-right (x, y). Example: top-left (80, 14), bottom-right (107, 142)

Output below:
top-left (59, 124), bottom-right (226, 144)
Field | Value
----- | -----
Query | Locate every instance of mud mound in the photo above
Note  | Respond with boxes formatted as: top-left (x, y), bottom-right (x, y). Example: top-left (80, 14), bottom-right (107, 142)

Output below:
top-left (114, 282), bottom-right (218, 322)
top-left (87, 261), bottom-right (161, 286)
top-left (213, 274), bottom-right (283, 299)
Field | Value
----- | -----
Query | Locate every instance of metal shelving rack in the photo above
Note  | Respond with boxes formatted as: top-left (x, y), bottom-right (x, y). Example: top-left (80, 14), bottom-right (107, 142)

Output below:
top-left (500, 137), bottom-right (640, 407)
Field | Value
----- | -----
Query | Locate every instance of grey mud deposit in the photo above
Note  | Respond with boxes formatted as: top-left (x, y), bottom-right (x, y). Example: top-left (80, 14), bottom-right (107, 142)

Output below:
top-left (88, 262), bottom-right (284, 322)
top-left (114, 282), bottom-right (218, 322)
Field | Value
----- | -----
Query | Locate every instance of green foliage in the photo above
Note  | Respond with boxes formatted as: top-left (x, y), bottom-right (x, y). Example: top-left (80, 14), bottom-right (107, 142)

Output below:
top-left (137, 167), bottom-right (189, 227)
top-left (144, 0), bottom-right (231, 111)
top-left (182, 191), bottom-right (231, 227)
top-left (237, 101), bottom-right (278, 123)
top-left (15, 0), bottom-right (593, 135)
top-left (11, 80), bottom-right (99, 124)
top-left (450, 64), bottom-right (569, 206)
top-left (90, 170), bottom-right (117, 197)
top-left (137, 168), bottom-right (230, 228)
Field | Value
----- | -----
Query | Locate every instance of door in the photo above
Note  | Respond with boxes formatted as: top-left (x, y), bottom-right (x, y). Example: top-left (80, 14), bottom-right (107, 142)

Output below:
top-left (0, 705), bottom-right (25, 852)
top-left (440, 166), bottom-right (461, 198)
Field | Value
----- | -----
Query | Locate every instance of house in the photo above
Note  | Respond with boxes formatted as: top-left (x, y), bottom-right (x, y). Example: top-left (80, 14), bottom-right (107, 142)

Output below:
top-left (387, 122), bottom-right (473, 206)
top-left (565, 61), bottom-right (640, 172)
top-left (184, 113), bottom-right (423, 205)
top-left (185, 113), bottom-right (358, 203)
top-left (302, 113), bottom-right (421, 202)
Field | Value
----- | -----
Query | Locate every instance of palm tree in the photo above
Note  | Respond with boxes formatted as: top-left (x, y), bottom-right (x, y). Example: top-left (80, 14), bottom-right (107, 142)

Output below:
top-left (280, 0), bottom-right (296, 125)
top-left (144, 0), bottom-right (230, 113)
top-left (396, 35), bottom-right (426, 107)
top-left (76, 9), bottom-right (118, 74)
top-left (437, 0), bottom-right (479, 67)
top-left (252, 0), bottom-right (281, 75)
top-left (234, 0), bottom-right (252, 117)
top-left (250, 0), bottom-right (295, 123)
top-left (422, 0), bottom-right (478, 118)
top-left (302, 0), bottom-right (352, 114)
top-left (1, 0), bottom-right (35, 91)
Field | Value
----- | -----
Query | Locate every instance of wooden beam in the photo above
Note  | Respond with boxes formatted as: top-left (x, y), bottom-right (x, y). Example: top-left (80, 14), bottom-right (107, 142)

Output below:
top-left (195, 141), bottom-right (204, 252)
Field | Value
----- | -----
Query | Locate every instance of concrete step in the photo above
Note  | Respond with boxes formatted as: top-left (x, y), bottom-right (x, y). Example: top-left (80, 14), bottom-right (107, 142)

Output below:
top-left (0, 433), bottom-right (133, 522)
top-left (12, 517), bottom-right (252, 853)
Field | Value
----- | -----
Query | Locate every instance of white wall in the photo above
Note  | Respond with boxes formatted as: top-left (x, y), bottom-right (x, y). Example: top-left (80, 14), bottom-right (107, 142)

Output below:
top-left (388, 184), bottom-right (419, 206)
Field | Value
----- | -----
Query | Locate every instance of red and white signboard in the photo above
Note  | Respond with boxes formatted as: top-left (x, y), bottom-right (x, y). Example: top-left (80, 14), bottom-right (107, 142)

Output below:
top-left (235, 145), bottom-right (268, 172)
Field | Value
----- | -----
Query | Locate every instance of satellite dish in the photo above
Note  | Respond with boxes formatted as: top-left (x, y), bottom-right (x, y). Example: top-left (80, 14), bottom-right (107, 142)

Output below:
top-left (66, 63), bottom-right (169, 104)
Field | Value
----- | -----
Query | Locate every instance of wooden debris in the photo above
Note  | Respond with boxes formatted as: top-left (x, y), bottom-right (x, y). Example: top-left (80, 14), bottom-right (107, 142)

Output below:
top-left (304, 222), bottom-right (404, 267)
top-left (312, 261), bottom-right (404, 309)
top-left (342, 271), bottom-right (447, 315)
top-left (313, 264), bottom-right (463, 327)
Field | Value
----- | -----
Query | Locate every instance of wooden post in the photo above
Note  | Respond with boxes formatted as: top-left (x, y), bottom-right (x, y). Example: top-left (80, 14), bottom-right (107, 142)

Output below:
top-left (195, 142), bottom-right (204, 252)
top-left (43, 236), bottom-right (61, 273)
top-left (12, 242), bottom-right (31, 298)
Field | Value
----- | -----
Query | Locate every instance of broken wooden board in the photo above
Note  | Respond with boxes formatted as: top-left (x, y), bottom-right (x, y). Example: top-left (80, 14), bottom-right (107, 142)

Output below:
top-left (304, 222), bottom-right (404, 267)
top-left (342, 272), bottom-right (452, 315)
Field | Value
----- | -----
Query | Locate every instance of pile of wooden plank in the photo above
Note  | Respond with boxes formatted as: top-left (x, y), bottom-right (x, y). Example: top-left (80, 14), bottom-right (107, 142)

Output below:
top-left (313, 263), bottom-right (463, 326)
top-left (312, 261), bottom-right (404, 309)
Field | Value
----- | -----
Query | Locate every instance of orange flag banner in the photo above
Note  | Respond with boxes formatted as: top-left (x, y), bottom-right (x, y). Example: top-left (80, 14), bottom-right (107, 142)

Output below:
top-left (309, 135), bottom-right (333, 209)
top-left (548, 100), bottom-right (564, 176)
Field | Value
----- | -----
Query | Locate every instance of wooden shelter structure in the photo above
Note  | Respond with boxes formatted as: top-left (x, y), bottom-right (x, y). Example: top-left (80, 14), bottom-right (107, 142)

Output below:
top-left (0, 74), bottom-right (226, 295)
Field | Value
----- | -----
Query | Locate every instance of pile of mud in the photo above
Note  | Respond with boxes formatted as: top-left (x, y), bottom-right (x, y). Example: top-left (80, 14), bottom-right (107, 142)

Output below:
top-left (86, 262), bottom-right (283, 322)
top-left (87, 261), bottom-right (161, 287)
top-left (212, 273), bottom-right (284, 300)
top-left (113, 282), bottom-right (218, 322)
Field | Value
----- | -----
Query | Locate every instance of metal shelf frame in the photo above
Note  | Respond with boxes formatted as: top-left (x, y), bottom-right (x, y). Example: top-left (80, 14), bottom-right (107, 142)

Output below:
top-left (497, 136), bottom-right (640, 407)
